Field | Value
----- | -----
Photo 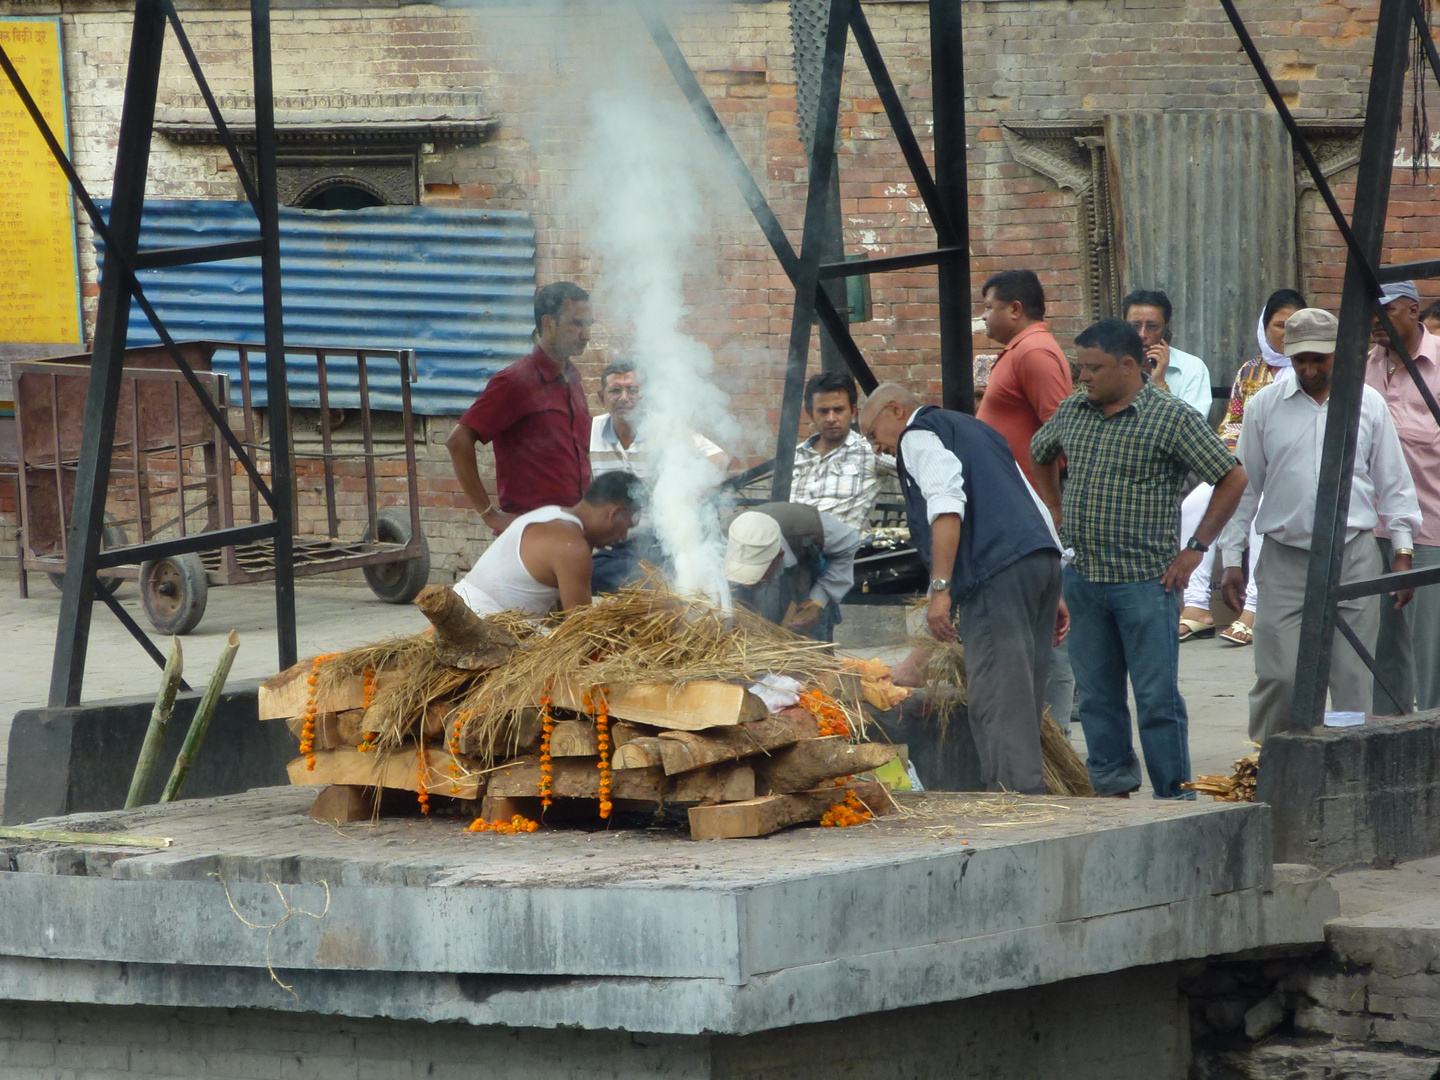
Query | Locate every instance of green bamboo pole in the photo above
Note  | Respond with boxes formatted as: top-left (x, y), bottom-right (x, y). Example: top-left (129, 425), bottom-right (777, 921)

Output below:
top-left (160, 630), bottom-right (241, 803)
top-left (125, 637), bottom-right (184, 809)
top-left (0, 827), bottom-right (172, 848)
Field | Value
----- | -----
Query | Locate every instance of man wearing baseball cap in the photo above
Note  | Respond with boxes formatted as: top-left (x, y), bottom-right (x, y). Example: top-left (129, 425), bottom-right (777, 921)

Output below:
top-left (1220, 308), bottom-right (1421, 740)
top-left (1367, 280), bottom-right (1440, 713)
top-left (723, 503), bottom-right (861, 642)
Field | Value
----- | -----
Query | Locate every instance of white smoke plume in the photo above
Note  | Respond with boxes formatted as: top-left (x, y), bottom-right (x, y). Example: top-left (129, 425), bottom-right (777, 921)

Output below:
top-left (467, 3), bottom-right (746, 604)
top-left (581, 90), bottom-right (739, 603)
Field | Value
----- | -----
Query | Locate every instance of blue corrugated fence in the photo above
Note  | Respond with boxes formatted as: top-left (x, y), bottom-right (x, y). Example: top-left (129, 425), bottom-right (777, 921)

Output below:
top-left (97, 199), bottom-right (537, 414)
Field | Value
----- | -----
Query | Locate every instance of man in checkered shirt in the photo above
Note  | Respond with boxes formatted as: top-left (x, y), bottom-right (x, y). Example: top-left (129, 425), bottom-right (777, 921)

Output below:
top-left (791, 371), bottom-right (892, 533)
top-left (1030, 318), bottom-right (1247, 799)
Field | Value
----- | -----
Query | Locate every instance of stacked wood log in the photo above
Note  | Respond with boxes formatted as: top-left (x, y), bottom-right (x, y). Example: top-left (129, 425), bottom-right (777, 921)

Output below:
top-left (259, 587), bottom-right (900, 839)
top-left (1181, 751), bottom-right (1259, 802)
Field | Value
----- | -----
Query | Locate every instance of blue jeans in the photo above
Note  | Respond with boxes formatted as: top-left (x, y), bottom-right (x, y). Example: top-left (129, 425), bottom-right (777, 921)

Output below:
top-left (1063, 567), bottom-right (1195, 799)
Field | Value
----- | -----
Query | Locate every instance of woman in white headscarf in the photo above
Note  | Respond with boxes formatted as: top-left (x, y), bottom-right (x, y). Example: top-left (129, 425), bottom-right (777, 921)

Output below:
top-left (1178, 288), bottom-right (1307, 645)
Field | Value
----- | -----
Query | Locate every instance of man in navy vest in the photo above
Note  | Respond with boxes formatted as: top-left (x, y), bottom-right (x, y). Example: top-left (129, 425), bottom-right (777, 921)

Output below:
top-left (860, 383), bottom-right (1069, 794)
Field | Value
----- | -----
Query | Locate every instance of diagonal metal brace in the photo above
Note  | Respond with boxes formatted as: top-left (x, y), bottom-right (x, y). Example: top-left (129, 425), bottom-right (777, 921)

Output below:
top-left (1334, 611), bottom-right (1408, 714)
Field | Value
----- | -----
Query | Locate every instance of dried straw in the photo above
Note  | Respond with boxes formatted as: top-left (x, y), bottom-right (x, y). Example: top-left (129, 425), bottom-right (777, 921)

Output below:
top-left (1040, 708), bottom-right (1094, 797)
top-left (358, 578), bottom-right (856, 766)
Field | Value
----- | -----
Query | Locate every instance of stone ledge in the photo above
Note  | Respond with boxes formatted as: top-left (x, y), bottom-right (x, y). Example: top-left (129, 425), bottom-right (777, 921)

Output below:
top-left (1256, 710), bottom-right (1440, 871)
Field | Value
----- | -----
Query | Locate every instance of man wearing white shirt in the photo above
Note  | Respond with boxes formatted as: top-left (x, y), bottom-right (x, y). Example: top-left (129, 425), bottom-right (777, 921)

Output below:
top-left (1219, 308), bottom-right (1421, 741)
top-left (588, 360), bottom-right (729, 591)
top-left (1124, 289), bottom-right (1214, 417)
top-left (860, 383), bottom-right (1068, 795)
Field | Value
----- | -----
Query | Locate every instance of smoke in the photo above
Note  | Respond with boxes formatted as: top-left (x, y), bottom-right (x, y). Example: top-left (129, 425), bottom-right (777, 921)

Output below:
top-left (581, 90), bottom-right (738, 604)
top-left (468, 3), bottom-right (744, 604)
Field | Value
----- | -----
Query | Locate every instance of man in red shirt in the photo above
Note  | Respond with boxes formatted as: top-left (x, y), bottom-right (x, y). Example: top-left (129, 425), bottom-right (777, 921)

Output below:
top-left (447, 282), bottom-right (594, 534)
top-left (975, 269), bottom-right (1074, 497)
top-left (975, 269), bottom-right (1077, 734)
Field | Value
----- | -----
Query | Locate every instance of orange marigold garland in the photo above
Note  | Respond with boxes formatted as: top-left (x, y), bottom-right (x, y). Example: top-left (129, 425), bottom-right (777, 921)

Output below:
top-left (538, 683), bottom-right (555, 809)
top-left (361, 666), bottom-right (378, 709)
top-left (447, 710), bottom-right (471, 795)
top-left (820, 790), bottom-right (872, 828)
top-left (592, 685), bottom-right (612, 820)
top-left (468, 814), bottom-right (540, 834)
top-left (415, 740), bottom-right (431, 815)
top-left (800, 687), bottom-right (851, 739)
top-left (298, 652), bottom-right (341, 770)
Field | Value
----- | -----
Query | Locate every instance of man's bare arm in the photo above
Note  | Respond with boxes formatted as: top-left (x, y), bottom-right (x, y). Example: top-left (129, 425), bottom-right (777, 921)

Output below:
top-left (927, 512), bottom-right (961, 642)
top-left (518, 521), bottom-right (594, 611)
top-left (445, 424), bottom-right (515, 533)
top-left (1162, 464), bottom-right (1248, 592)
top-left (1031, 459), bottom-right (1063, 529)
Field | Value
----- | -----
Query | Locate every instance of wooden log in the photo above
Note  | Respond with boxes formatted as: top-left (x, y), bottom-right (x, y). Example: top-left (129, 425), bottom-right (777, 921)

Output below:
top-left (550, 679), bottom-right (767, 731)
top-left (259, 663), bottom-right (401, 721)
top-left (656, 712), bottom-right (815, 776)
top-left (286, 747), bottom-right (485, 800)
top-left (285, 709), bottom-right (369, 751)
top-left (670, 764), bottom-right (754, 804)
top-left (549, 719), bottom-right (599, 757)
top-left (488, 757), bottom-right (754, 804)
top-left (479, 795), bottom-right (546, 822)
top-left (687, 780), bottom-right (891, 840)
top-left (309, 785), bottom-right (374, 823)
top-left (456, 707), bottom-right (543, 759)
top-left (611, 721), bottom-right (652, 747)
top-left (414, 584), bottom-right (518, 669)
top-left (612, 737), bottom-right (665, 770)
top-left (752, 738), bottom-right (898, 795)
top-left (488, 757), bottom-right (664, 800)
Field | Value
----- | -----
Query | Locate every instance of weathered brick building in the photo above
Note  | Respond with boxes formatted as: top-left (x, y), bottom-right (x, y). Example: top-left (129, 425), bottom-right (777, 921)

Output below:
top-left (0, 0), bottom-right (1430, 580)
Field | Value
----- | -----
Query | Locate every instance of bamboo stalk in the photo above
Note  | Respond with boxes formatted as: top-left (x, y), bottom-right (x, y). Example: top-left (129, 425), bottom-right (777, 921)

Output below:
top-left (160, 630), bottom-right (241, 803)
top-left (0, 827), bottom-right (172, 848)
top-left (125, 637), bottom-right (184, 809)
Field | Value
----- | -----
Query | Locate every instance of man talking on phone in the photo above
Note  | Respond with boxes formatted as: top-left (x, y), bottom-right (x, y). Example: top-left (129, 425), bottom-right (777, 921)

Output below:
top-left (1123, 289), bottom-right (1213, 418)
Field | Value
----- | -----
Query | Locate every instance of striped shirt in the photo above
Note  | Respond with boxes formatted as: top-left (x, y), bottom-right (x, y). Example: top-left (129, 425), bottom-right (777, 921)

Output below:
top-left (1031, 384), bottom-right (1238, 583)
top-left (791, 428), bottom-right (890, 532)
top-left (589, 415), bottom-right (725, 483)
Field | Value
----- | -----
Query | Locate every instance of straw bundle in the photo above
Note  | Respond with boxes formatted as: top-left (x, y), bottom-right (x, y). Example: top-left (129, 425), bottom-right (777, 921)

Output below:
top-left (1040, 708), bottom-right (1093, 797)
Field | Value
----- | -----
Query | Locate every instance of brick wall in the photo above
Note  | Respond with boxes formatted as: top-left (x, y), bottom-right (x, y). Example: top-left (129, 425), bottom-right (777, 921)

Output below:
top-left (1, 0), bottom-right (1430, 578)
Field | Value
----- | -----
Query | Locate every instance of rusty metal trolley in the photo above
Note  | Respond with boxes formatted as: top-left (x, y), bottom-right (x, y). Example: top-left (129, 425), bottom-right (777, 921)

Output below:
top-left (14, 340), bottom-right (430, 635)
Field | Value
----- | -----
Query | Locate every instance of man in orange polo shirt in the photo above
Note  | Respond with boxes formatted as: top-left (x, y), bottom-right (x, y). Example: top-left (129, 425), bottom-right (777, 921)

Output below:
top-left (976, 269), bottom-right (1077, 731)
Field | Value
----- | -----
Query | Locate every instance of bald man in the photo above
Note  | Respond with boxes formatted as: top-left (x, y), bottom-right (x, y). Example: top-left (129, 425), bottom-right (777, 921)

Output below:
top-left (860, 383), bottom-right (1068, 795)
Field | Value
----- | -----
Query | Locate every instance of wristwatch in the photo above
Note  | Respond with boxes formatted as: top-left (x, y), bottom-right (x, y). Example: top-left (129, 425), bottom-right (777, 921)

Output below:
top-left (1185, 537), bottom-right (1208, 553)
top-left (930, 578), bottom-right (950, 592)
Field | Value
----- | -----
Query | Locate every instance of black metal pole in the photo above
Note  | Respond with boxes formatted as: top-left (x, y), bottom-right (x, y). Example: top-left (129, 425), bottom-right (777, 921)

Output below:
top-left (930, 0), bottom-right (974, 414)
top-left (251, 0), bottom-right (297, 670)
top-left (48, 0), bottom-right (167, 707)
top-left (771, 0), bottom-right (851, 502)
top-left (1291, 0), bottom-right (1412, 730)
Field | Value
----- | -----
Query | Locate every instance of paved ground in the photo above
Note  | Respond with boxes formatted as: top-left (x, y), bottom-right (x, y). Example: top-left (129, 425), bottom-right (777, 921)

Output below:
top-left (0, 575), bottom-right (1255, 811)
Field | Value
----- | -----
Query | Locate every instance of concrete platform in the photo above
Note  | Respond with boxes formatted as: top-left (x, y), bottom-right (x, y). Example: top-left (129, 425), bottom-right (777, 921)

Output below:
top-left (0, 787), bottom-right (1335, 1038)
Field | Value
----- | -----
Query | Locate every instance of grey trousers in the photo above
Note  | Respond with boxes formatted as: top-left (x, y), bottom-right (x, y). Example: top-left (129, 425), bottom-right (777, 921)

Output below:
top-left (1250, 533), bottom-right (1382, 742)
top-left (957, 549), bottom-right (1063, 794)
top-left (1373, 540), bottom-right (1440, 714)
top-left (1045, 637), bottom-right (1075, 734)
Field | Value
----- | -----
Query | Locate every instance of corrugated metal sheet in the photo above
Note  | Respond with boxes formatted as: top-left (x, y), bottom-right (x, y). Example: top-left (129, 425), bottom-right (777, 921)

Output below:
top-left (1106, 112), bottom-right (1297, 386)
top-left (98, 199), bottom-right (536, 414)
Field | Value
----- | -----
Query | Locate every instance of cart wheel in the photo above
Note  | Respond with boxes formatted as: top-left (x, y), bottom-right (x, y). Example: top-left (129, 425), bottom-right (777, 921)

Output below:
top-left (139, 553), bottom-right (209, 635)
top-left (363, 507), bottom-right (431, 605)
top-left (48, 514), bottom-right (128, 599)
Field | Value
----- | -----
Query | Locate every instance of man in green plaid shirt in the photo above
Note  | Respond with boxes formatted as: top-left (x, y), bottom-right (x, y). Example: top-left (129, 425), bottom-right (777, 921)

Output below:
top-left (1031, 318), bottom-right (1247, 798)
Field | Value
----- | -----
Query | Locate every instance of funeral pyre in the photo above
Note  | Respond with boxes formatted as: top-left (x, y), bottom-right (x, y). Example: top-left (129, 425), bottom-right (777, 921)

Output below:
top-left (260, 583), bottom-right (913, 839)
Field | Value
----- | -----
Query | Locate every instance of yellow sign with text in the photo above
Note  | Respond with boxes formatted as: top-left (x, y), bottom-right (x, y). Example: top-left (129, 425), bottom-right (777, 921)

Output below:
top-left (0, 18), bottom-right (81, 344)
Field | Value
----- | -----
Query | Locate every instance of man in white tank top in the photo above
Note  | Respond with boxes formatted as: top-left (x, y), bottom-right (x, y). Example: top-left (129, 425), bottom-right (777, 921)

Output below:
top-left (453, 472), bottom-right (644, 620)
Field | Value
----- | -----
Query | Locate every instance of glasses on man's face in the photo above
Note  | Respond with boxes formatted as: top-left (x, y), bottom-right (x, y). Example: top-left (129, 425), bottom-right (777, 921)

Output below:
top-left (1128, 320), bottom-right (1164, 336)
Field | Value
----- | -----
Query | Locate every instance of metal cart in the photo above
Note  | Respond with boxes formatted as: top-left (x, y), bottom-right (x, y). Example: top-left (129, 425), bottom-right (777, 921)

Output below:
top-left (14, 340), bottom-right (430, 634)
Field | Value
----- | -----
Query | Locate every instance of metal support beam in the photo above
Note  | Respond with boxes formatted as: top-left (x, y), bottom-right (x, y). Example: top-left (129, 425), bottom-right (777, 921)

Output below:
top-left (251, 0), bottom-right (298, 672)
top-left (770, 0), bottom-right (850, 503)
top-left (639, 4), bottom-right (878, 394)
top-left (1377, 258), bottom-right (1440, 282)
top-left (930, 0), bottom-right (974, 414)
top-left (133, 239), bottom-right (265, 270)
top-left (93, 522), bottom-right (278, 570)
top-left (1291, 0), bottom-right (1414, 731)
top-left (818, 247), bottom-right (964, 280)
top-left (48, 0), bottom-right (167, 707)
